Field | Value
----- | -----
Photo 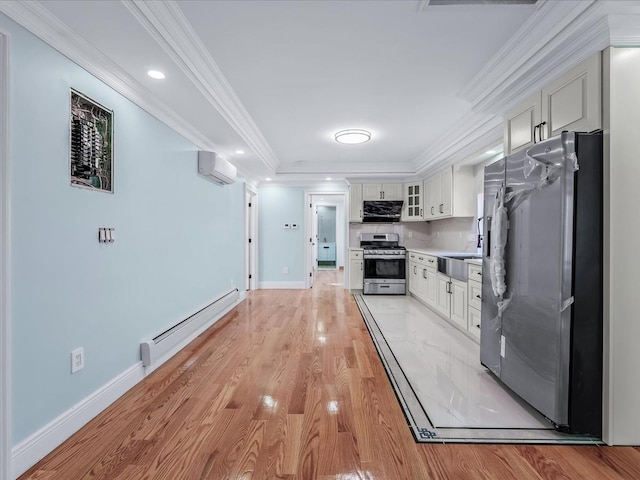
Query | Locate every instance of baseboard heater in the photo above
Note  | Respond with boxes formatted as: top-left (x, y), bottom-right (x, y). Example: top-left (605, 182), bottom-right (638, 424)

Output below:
top-left (140, 288), bottom-right (239, 367)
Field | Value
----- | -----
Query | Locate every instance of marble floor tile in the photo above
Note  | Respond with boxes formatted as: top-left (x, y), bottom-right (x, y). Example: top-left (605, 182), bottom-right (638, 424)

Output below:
top-left (355, 294), bottom-right (600, 444)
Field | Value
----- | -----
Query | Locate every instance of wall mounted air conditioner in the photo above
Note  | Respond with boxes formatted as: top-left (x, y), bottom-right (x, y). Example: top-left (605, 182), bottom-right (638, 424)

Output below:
top-left (198, 151), bottom-right (237, 185)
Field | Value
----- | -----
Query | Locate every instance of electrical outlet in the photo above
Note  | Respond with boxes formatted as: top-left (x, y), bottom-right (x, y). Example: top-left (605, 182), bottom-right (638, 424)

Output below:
top-left (283, 266), bottom-right (289, 274)
top-left (71, 347), bottom-right (84, 374)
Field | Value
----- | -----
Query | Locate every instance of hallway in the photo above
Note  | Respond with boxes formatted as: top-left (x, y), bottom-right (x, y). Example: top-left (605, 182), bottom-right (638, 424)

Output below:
top-left (20, 271), bottom-right (640, 479)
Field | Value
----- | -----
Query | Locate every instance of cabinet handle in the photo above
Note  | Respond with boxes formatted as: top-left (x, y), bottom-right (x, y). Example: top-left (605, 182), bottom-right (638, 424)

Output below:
top-left (414, 265), bottom-right (417, 274)
top-left (539, 121), bottom-right (546, 141)
top-left (431, 206), bottom-right (434, 215)
top-left (418, 257), bottom-right (424, 260)
top-left (475, 324), bottom-right (481, 329)
top-left (428, 259), bottom-right (434, 263)
top-left (439, 203), bottom-right (444, 214)
top-left (422, 269), bottom-right (427, 279)
top-left (359, 209), bottom-right (362, 218)
top-left (533, 123), bottom-right (539, 143)
top-left (476, 294), bottom-right (481, 299)
top-left (446, 281), bottom-right (452, 294)
top-left (420, 208), bottom-right (423, 217)
top-left (476, 272), bottom-right (482, 276)
top-left (361, 262), bottom-right (363, 271)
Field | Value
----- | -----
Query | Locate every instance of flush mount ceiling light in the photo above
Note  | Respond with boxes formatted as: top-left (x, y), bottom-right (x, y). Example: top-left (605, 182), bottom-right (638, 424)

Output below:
top-left (235, 150), bottom-right (245, 154)
top-left (334, 129), bottom-right (371, 145)
top-left (147, 70), bottom-right (165, 80)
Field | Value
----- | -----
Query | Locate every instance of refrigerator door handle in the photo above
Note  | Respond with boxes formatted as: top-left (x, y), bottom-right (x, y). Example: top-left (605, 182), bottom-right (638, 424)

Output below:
top-left (485, 215), bottom-right (492, 258)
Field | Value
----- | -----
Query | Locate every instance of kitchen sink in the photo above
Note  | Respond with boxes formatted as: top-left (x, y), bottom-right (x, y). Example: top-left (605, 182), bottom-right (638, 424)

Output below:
top-left (441, 253), bottom-right (481, 260)
top-left (437, 254), bottom-right (481, 282)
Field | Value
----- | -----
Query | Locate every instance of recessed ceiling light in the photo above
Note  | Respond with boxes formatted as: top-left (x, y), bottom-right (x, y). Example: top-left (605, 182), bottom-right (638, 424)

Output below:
top-left (326, 177), bottom-right (332, 181)
top-left (486, 150), bottom-right (497, 155)
top-left (235, 150), bottom-right (245, 154)
top-left (335, 129), bottom-right (371, 145)
top-left (147, 70), bottom-right (165, 80)
top-left (266, 177), bottom-right (272, 181)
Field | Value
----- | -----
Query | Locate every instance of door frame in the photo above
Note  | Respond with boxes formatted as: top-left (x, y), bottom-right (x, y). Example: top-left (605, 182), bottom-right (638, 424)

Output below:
top-left (1, 29), bottom-right (12, 480)
top-left (304, 190), bottom-right (348, 288)
top-left (244, 185), bottom-right (258, 292)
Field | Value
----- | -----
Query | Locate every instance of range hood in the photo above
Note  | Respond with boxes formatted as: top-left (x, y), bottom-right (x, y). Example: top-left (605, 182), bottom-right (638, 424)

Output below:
top-left (362, 200), bottom-right (403, 223)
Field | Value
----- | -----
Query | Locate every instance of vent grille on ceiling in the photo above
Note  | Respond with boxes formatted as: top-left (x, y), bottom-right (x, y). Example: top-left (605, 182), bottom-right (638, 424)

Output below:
top-left (421, 0), bottom-right (536, 6)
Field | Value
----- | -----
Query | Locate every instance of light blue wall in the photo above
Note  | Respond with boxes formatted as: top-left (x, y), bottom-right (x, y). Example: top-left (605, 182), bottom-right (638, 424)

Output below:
top-left (258, 187), bottom-right (306, 282)
top-left (3, 14), bottom-right (245, 444)
top-left (258, 185), bottom-right (348, 283)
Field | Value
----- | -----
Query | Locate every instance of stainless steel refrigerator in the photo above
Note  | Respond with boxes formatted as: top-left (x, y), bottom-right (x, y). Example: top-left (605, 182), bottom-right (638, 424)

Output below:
top-left (481, 131), bottom-right (602, 436)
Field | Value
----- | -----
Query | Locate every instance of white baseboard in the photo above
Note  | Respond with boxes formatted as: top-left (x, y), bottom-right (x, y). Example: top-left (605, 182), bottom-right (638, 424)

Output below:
top-left (258, 281), bottom-right (306, 289)
top-left (11, 362), bottom-right (144, 479)
top-left (11, 295), bottom-right (246, 478)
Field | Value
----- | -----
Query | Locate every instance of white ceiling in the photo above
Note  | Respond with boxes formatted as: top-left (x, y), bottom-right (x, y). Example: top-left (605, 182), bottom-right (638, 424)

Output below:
top-left (3, 0), bottom-right (632, 184)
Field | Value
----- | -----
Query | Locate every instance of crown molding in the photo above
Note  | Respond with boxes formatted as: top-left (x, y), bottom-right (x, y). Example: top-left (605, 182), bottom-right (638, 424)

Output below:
top-left (608, 13), bottom-right (640, 46)
top-left (0, 1), bottom-right (262, 183)
top-left (276, 161), bottom-right (415, 176)
top-left (411, 111), bottom-right (502, 178)
top-left (458, 0), bottom-right (608, 114)
top-left (0, 2), bottom-right (214, 154)
top-left (124, 0), bottom-right (280, 173)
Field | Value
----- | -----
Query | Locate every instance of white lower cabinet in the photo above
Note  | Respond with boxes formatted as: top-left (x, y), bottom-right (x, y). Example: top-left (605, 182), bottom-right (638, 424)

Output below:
top-left (467, 263), bottom-right (483, 341)
top-left (425, 267), bottom-right (438, 308)
top-left (407, 251), bottom-right (482, 343)
top-left (435, 273), bottom-right (452, 318)
top-left (449, 278), bottom-right (468, 330)
top-left (349, 249), bottom-right (363, 290)
top-left (468, 307), bottom-right (481, 340)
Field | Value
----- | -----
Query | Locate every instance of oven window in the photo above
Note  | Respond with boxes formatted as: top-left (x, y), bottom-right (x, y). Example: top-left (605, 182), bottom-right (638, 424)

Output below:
top-left (364, 258), bottom-right (406, 280)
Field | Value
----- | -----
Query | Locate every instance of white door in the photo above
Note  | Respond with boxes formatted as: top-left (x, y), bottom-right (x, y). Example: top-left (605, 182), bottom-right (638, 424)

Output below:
top-left (244, 189), bottom-right (257, 291)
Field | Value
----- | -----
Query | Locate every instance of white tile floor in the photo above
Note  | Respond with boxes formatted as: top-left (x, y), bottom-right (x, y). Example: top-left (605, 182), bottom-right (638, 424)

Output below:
top-left (355, 294), bottom-right (600, 444)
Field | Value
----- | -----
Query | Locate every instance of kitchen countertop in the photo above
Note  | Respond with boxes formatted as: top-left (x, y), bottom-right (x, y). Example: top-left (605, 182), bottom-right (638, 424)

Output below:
top-left (405, 248), bottom-right (483, 266)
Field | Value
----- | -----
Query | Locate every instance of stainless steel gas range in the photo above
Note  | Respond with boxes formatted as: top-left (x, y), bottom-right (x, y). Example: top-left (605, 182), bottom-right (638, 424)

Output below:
top-left (361, 233), bottom-right (406, 295)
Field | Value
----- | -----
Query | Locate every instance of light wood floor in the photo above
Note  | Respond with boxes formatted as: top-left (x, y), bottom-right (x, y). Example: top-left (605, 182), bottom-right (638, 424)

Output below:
top-left (21, 270), bottom-right (640, 479)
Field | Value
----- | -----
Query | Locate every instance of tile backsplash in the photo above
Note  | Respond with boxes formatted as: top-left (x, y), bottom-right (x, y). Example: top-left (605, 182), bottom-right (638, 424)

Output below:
top-left (349, 217), bottom-right (479, 253)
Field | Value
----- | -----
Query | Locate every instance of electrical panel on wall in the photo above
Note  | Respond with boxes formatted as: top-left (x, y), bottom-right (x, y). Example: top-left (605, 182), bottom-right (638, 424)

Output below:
top-left (70, 89), bottom-right (113, 193)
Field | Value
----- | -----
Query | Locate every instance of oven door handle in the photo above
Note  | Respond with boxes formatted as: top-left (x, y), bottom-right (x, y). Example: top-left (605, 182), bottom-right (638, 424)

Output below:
top-left (364, 255), bottom-right (407, 260)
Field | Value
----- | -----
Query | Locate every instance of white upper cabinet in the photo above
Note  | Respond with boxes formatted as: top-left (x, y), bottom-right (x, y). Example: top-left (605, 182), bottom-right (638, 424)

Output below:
top-left (541, 52), bottom-right (601, 140)
top-left (424, 166), bottom-right (474, 220)
top-left (504, 52), bottom-right (602, 155)
top-left (362, 183), bottom-right (403, 201)
top-left (504, 95), bottom-right (541, 155)
top-left (402, 182), bottom-right (424, 221)
top-left (349, 184), bottom-right (363, 223)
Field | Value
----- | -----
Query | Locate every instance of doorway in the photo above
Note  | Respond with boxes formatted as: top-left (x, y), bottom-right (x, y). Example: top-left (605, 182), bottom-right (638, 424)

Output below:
top-left (304, 191), bottom-right (347, 288)
top-left (244, 186), bottom-right (258, 292)
top-left (1, 30), bottom-right (11, 480)
top-left (316, 205), bottom-right (337, 269)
